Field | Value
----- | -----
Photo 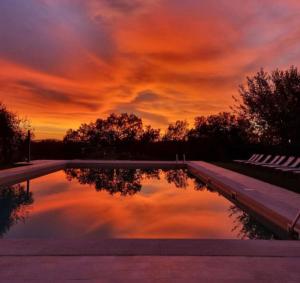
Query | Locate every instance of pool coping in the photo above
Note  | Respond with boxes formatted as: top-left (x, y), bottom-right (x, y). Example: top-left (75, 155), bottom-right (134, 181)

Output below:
top-left (0, 239), bottom-right (299, 257)
top-left (0, 159), bottom-right (299, 243)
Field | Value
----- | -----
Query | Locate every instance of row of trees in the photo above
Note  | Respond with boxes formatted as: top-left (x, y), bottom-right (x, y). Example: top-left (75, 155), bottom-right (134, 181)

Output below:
top-left (1, 66), bottom-right (300, 163)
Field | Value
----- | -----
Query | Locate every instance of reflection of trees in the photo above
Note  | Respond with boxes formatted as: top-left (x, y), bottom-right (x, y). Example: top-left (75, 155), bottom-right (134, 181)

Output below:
top-left (165, 169), bottom-right (207, 191)
top-left (65, 168), bottom-right (161, 196)
top-left (65, 168), bottom-right (210, 195)
top-left (0, 183), bottom-right (33, 237)
top-left (229, 206), bottom-right (276, 240)
top-left (165, 169), bottom-right (189, 188)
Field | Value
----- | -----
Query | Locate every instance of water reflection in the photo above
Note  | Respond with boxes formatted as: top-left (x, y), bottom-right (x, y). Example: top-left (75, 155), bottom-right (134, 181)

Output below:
top-left (0, 182), bottom-right (33, 237)
top-left (229, 206), bottom-right (277, 240)
top-left (65, 168), bottom-right (159, 196)
top-left (0, 168), bottom-right (287, 239)
top-left (64, 168), bottom-right (199, 195)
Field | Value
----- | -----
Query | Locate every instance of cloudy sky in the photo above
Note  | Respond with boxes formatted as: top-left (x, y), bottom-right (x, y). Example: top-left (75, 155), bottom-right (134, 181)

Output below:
top-left (1, 0), bottom-right (300, 139)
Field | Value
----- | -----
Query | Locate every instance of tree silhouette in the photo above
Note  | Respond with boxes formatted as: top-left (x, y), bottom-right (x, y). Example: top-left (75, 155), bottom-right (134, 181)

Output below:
top-left (189, 112), bottom-right (249, 144)
top-left (64, 113), bottom-right (144, 146)
top-left (163, 120), bottom-right (189, 141)
top-left (237, 66), bottom-right (300, 145)
top-left (0, 103), bottom-right (30, 164)
top-left (0, 183), bottom-right (33, 237)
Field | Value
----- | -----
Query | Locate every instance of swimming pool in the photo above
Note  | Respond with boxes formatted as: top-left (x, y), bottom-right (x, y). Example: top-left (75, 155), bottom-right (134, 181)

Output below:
top-left (0, 168), bottom-right (281, 239)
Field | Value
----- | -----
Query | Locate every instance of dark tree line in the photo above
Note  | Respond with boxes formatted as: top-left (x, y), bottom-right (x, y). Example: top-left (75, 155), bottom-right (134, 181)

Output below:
top-left (1, 66), bottom-right (300, 164)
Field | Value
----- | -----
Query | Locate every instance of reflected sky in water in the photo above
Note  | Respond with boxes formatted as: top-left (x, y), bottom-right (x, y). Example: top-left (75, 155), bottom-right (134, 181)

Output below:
top-left (0, 169), bottom-right (278, 239)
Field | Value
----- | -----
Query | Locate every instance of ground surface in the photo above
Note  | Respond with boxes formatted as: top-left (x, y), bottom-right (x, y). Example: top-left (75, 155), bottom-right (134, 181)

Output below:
top-left (0, 239), bottom-right (299, 283)
top-left (212, 161), bottom-right (300, 194)
top-left (1, 256), bottom-right (299, 283)
top-left (0, 160), bottom-right (299, 282)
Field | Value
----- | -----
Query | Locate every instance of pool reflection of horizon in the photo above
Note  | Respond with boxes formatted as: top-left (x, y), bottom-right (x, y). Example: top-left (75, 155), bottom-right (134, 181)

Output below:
top-left (0, 168), bottom-right (278, 240)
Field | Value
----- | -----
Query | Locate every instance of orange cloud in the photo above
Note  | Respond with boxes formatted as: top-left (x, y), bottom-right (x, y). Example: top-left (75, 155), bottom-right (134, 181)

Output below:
top-left (0, 0), bottom-right (300, 139)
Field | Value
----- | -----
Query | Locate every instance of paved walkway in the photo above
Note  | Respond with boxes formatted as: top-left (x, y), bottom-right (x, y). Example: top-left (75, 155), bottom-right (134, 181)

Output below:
top-left (188, 161), bottom-right (300, 234)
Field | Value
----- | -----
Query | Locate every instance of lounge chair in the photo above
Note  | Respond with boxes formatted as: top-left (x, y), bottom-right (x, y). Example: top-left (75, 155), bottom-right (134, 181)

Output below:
top-left (262, 156), bottom-right (286, 167)
top-left (277, 157), bottom-right (300, 172)
top-left (269, 157), bottom-right (295, 170)
top-left (234, 154), bottom-right (258, 163)
top-left (243, 154), bottom-right (264, 164)
top-left (260, 155), bottom-right (280, 166)
top-left (247, 155), bottom-right (272, 165)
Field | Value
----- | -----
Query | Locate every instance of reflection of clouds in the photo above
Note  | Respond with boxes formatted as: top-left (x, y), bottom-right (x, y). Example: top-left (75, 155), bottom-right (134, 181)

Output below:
top-left (3, 170), bottom-right (277, 239)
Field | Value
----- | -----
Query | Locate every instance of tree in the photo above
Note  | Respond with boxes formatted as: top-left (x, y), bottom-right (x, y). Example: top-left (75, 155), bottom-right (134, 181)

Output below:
top-left (163, 120), bottom-right (189, 141)
top-left (237, 66), bottom-right (300, 145)
top-left (189, 112), bottom-right (249, 144)
top-left (0, 103), bottom-right (30, 164)
top-left (64, 113), bottom-right (144, 146)
top-left (140, 125), bottom-right (160, 143)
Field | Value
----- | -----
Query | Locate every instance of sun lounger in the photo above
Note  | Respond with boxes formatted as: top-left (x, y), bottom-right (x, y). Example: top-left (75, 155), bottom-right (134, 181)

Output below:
top-left (262, 156), bottom-right (286, 167)
top-left (234, 154), bottom-right (257, 163)
top-left (247, 155), bottom-right (272, 165)
top-left (277, 157), bottom-right (300, 171)
top-left (260, 155), bottom-right (280, 166)
top-left (269, 156), bottom-right (295, 169)
top-left (252, 155), bottom-right (273, 165)
top-left (243, 154), bottom-right (264, 164)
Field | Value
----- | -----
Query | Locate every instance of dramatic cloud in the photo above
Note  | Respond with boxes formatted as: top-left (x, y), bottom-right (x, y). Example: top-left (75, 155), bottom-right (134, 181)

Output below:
top-left (0, 0), bottom-right (300, 138)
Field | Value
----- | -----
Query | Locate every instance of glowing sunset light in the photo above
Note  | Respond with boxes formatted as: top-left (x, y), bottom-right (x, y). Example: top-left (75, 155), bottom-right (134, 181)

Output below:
top-left (1, 0), bottom-right (300, 139)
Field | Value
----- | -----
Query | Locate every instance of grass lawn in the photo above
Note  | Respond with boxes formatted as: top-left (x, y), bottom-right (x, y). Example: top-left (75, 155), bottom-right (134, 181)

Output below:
top-left (211, 161), bottom-right (300, 194)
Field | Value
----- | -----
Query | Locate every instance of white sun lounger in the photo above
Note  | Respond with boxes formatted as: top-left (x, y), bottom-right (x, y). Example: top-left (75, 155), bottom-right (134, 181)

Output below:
top-left (243, 154), bottom-right (264, 164)
top-left (261, 155), bottom-right (280, 166)
top-left (262, 156), bottom-right (286, 167)
top-left (234, 154), bottom-right (258, 163)
top-left (253, 155), bottom-right (273, 165)
top-left (247, 155), bottom-right (272, 165)
top-left (268, 157), bottom-right (295, 170)
top-left (276, 157), bottom-right (300, 172)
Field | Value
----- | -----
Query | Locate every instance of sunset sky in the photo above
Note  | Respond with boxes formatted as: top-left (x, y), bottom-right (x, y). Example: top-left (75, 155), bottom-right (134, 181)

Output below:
top-left (1, 0), bottom-right (300, 139)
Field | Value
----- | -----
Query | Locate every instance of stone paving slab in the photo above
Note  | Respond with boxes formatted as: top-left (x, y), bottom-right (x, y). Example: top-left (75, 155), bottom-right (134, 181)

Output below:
top-left (0, 160), bottom-right (66, 186)
top-left (0, 256), bottom-right (299, 283)
top-left (187, 161), bottom-right (300, 235)
top-left (0, 239), bottom-right (299, 257)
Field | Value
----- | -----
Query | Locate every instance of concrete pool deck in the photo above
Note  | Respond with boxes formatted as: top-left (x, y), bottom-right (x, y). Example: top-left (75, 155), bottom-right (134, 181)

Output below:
top-left (0, 160), bottom-right (299, 282)
top-left (0, 240), bottom-right (299, 282)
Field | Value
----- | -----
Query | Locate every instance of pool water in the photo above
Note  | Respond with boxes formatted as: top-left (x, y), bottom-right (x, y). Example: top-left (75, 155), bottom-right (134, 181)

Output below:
top-left (0, 168), bottom-right (278, 239)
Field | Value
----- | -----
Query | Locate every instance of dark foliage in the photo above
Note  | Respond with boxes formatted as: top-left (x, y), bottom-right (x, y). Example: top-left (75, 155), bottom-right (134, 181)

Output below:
top-left (0, 183), bottom-right (33, 237)
top-left (0, 103), bottom-right (30, 164)
top-left (64, 168), bottom-right (204, 195)
top-left (237, 66), bottom-right (300, 145)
